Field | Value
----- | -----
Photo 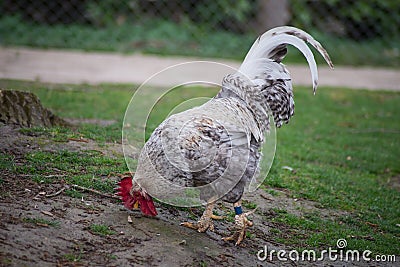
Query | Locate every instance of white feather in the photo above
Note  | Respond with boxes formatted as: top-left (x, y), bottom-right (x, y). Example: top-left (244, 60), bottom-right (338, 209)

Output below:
top-left (238, 26), bottom-right (333, 94)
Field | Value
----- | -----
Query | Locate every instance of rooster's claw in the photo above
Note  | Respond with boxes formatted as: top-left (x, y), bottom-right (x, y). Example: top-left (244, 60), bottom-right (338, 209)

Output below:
top-left (222, 212), bottom-right (254, 246)
top-left (180, 219), bottom-right (214, 232)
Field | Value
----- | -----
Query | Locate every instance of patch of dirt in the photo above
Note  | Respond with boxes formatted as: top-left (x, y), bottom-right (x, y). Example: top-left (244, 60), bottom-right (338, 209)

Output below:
top-left (0, 124), bottom-right (372, 267)
top-left (0, 123), bottom-right (132, 160)
top-left (387, 175), bottom-right (400, 192)
top-left (0, 123), bottom-right (43, 157)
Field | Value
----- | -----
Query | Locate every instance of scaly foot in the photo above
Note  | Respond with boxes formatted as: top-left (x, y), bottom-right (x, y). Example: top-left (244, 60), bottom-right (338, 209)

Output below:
top-left (210, 214), bottom-right (225, 220)
top-left (181, 214), bottom-right (215, 232)
top-left (222, 209), bottom-right (255, 246)
top-left (181, 202), bottom-right (223, 232)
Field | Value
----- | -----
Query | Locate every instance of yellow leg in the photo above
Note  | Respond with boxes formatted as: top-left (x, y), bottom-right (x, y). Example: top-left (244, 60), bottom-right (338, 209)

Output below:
top-left (210, 214), bottom-right (225, 220)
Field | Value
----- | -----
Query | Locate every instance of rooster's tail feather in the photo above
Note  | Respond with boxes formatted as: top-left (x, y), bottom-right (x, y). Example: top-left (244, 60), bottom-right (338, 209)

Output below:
top-left (239, 26), bottom-right (333, 94)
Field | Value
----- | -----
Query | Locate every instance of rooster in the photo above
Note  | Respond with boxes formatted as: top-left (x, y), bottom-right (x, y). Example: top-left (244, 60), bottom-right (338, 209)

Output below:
top-left (117, 26), bottom-right (333, 245)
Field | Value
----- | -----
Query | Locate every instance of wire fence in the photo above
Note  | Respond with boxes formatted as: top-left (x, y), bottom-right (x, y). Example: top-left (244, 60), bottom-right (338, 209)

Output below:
top-left (1, 0), bottom-right (399, 67)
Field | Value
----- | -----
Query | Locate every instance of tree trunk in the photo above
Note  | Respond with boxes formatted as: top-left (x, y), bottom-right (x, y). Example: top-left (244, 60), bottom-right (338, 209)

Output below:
top-left (254, 0), bottom-right (291, 34)
top-left (0, 90), bottom-right (68, 127)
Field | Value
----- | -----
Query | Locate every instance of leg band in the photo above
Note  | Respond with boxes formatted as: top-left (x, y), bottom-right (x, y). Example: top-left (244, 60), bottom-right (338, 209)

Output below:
top-left (234, 206), bottom-right (243, 215)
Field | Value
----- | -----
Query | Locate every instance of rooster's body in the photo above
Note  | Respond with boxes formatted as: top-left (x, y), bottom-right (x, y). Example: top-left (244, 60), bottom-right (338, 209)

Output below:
top-left (118, 26), bottom-right (333, 245)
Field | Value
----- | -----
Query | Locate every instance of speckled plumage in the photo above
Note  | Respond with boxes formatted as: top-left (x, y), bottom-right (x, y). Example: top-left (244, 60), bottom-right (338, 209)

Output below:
top-left (133, 26), bottom-right (333, 205)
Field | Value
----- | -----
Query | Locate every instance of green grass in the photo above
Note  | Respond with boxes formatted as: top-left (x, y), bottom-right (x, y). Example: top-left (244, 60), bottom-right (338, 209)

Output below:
top-left (0, 79), bottom-right (132, 143)
top-left (22, 217), bottom-right (60, 227)
top-left (0, 79), bottom-right (134, 121)
top-left (0, 15), bottom-right (398, 67)
top-left (0, 153), bottom-right (16, 172)
top-left (263, 87), bottom-right (400, 255)
top-left (19, 150), bottom-right (127, 193)
top-left (268, 209), bottom-right (399, 256)
top-left (0, 15), bottom-right (254, 61)
top-left (89, 224), bottom-right (116, 236)
top-left (242, 200), bottom-right (257, 210)
top-left (63, 248), bottom-right (84, 263)
top-left (1, 79), bottom-right (399, 255)
top-left (64, 189), bottom-right (83, 199)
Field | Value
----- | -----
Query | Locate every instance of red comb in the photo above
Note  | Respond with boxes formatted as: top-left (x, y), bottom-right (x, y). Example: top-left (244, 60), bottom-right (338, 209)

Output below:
top-left (116, 177), bottom-right (157, 216)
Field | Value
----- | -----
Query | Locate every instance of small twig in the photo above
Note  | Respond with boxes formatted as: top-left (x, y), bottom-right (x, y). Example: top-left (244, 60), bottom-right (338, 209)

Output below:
top-left (68, 137), bottom-right (89, 143)
top-left (260, 194), bottom-right (273, 202)
top-left (51, 167), bottom-right (64, 173)
top-left (71, 184), bottom-right (120, 200)
top-left (365, 221), bottom-right (379, 228)
top-left (20, 174), bottom-right (34, 177)
top-left (45, 187), bottom-right (66, 198)
top-left (43, 174), bottom-right (66, 178)
top-left (37, 182), bottom-right (122, 200)
top-left (33, 191), bottom-right (46, 200)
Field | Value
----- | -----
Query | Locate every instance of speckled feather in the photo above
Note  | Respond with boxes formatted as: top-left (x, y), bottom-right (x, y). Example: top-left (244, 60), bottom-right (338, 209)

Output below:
top-left (132, 27), bottom-right (333, 204)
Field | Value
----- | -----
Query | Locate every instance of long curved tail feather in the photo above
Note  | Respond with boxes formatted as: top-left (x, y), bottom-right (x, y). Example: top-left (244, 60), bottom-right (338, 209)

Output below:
top-left (238, 26), bottom-right (333, 94)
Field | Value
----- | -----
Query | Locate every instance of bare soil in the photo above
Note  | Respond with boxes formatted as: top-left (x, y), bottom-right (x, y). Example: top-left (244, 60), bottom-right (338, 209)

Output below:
top-left (0, 124), bottom-right (370, 267)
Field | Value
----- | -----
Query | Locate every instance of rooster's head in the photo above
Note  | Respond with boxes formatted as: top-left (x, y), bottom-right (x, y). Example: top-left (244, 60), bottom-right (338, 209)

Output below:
top-left (116, 176), bottom-right (157, 216)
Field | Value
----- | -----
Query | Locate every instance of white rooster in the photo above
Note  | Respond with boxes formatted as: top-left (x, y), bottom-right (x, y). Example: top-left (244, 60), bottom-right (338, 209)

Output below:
top-left (117, 26), bottom-right (333, 245)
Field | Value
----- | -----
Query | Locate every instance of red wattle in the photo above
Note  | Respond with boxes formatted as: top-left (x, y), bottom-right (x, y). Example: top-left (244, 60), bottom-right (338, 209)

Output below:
top-left (116, 177), bottom-right (134, 210)
top-left (139, 197), bottom-right (158, 216)
top-left (116, 177), bottom-right (157, 216)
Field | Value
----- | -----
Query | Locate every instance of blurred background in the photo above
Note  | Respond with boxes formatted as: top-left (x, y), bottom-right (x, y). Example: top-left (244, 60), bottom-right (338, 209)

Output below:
top-left (0, 3), bottom-right (399, 264)
top-left (1, 0), bottom-right (399, 68)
